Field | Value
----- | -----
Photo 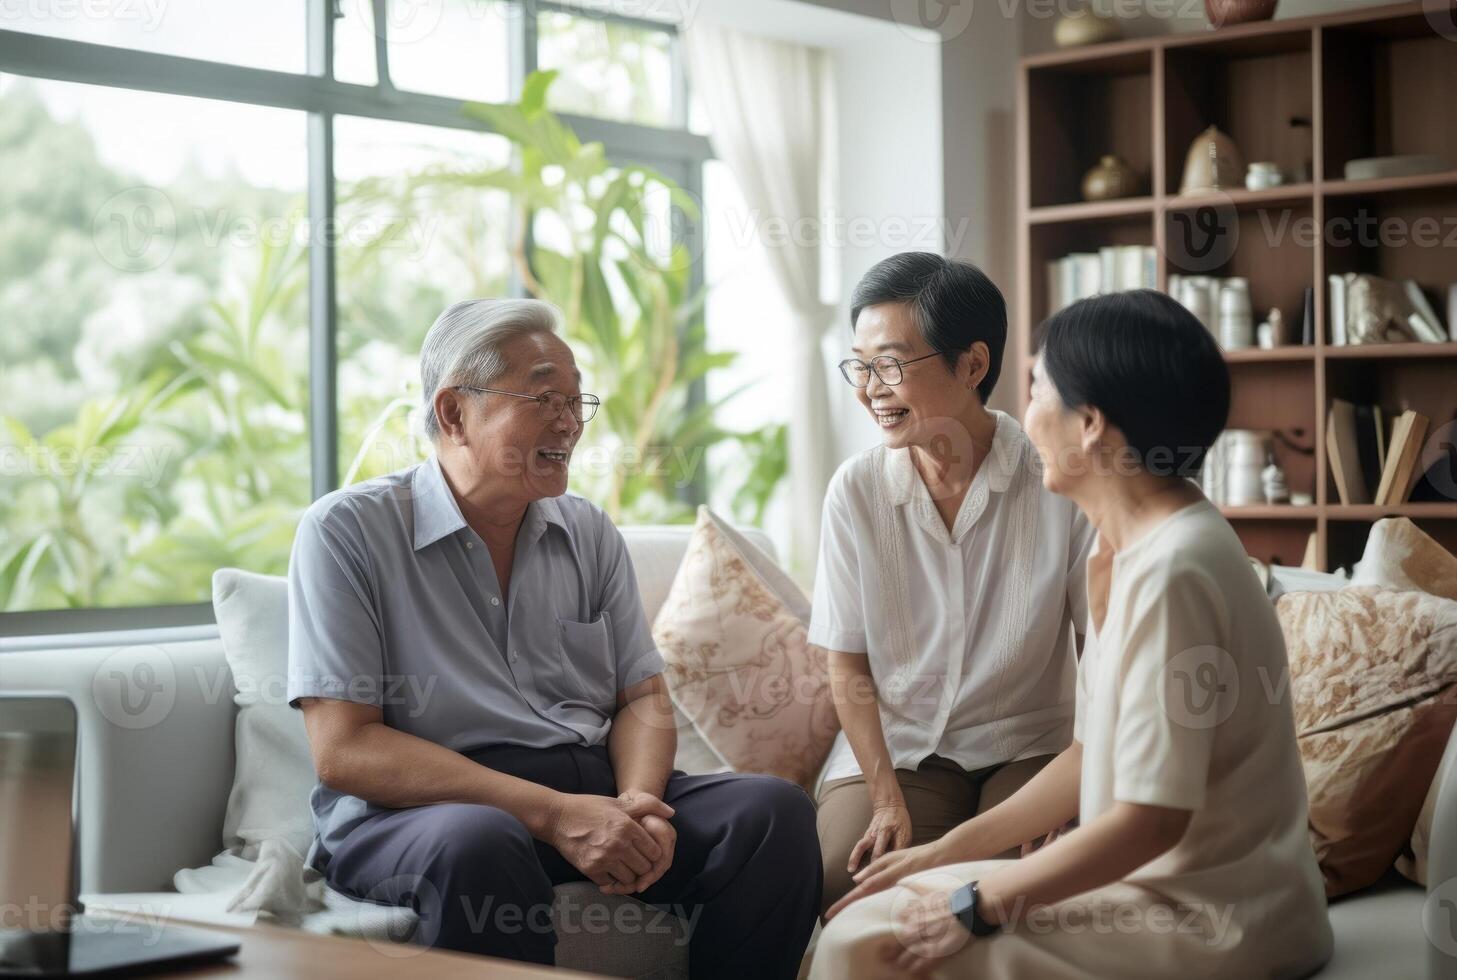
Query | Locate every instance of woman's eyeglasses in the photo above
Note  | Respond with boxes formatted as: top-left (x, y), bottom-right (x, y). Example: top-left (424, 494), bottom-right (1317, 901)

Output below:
top-left (454, 386), bottom-right (601, 423)
top-left (837, 352), bottom-right (940, 388)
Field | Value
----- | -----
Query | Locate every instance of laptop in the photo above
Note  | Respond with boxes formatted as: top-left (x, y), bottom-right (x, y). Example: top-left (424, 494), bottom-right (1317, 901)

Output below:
top-left (0, 693), bottom-right (240, 977)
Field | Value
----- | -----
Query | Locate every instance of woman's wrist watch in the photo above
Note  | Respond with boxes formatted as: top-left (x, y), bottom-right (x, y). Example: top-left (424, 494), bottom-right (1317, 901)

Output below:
top-left (949, 881), bottom-right (1001, 937)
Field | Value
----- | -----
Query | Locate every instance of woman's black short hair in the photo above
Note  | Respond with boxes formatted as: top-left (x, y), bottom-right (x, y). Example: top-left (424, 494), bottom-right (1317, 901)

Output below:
top-left (849, 252), bottom-right (1006, 403)
top-left (1036, 289), bottom-right (1229, 478)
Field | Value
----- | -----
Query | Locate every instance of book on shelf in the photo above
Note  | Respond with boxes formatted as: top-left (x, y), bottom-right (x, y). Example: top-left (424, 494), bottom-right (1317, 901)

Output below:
top-left (1326, 399), bottom-right (1367, 504)
top-left (1374, 410), bottom-right (1431, 506)
top-left (1046, 245), bottom-right (1158, 315)
top-left (1301, 286), bottom-right (1314, 345)
top-left (1326, 399), bottom-right (1432, 507)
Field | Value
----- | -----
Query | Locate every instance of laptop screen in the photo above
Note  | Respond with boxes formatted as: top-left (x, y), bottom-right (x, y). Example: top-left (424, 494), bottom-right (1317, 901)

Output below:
top-left (0, 695), bottom-right (79, 972)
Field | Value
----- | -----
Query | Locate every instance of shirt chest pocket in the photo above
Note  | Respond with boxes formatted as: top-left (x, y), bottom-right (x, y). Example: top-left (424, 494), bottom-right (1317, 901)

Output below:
top-left (550, 612), bottom-right (618, 711)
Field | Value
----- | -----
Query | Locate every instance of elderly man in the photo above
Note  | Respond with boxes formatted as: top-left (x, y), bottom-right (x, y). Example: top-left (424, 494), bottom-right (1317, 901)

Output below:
top-left (285, 299), bottom-right (820, 976)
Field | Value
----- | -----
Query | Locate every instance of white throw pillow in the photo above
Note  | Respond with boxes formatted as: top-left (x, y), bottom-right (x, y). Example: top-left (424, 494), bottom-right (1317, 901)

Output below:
top-left (211, 569), bottom-right (316, 860)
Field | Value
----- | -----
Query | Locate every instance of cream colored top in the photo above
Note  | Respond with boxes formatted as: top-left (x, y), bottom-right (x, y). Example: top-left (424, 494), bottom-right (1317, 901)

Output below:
top-left (809, 411), bottom-right (1096, 782)
top-left (1075, 499), bottom-right (1332, 974)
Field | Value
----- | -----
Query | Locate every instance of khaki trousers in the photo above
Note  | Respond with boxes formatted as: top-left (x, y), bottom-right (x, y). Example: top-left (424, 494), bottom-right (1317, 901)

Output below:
top-left (815, 753), bottom-right (1056, 914)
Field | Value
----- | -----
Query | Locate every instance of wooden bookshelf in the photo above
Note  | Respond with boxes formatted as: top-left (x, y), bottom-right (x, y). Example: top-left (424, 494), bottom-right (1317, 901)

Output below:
top-left (1016, 1), bottom-right (1457, 571)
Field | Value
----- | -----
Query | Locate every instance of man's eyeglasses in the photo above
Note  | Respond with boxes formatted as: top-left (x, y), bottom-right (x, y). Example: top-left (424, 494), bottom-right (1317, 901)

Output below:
top-left (454, 386), bottom-right (601, 423)
top-left (837, 352), bottom-right (941, 388)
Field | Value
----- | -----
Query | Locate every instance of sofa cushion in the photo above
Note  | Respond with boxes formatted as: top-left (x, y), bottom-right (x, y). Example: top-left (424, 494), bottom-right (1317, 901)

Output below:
top-left (1278, 586), bottom-right (1457, 897)
top-left (652, 507), bottom-right (839, 790)
top-left (1352, 516), bottom-right (1457, 601)
top-left (212, 569), bottom-right (315, 861)
top-left (1319, 872), bottom-right (1426, 980)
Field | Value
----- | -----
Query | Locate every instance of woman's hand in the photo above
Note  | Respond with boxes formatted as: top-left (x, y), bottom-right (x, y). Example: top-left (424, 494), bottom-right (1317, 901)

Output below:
top-left (885, 878), bottom-right (975, 976)
top-left (848, 800), bottom-right (913, 877)
top-left (827, 837), bottom-right (948, 920)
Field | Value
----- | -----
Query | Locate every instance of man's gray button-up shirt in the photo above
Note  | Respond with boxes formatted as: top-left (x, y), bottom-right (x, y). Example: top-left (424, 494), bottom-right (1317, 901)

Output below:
top-left (285, 454), bottom-right (665, 863)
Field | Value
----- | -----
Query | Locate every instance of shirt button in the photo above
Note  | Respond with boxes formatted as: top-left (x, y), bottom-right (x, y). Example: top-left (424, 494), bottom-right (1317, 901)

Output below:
top-left (511, 650), bottom-right (520, 662)
top-left (465, 541), bottom-right (474, 549)
top-left (491, 596), bottom-right (500, 606)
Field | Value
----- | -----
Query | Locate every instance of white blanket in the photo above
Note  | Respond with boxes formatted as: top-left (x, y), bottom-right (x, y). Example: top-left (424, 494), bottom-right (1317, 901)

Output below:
top-left (169, 837), bottom-right (418, 942)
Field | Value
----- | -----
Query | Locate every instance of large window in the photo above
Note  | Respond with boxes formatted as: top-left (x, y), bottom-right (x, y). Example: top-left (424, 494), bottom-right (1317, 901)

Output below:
top-left (0, 0), bottom-right (763, 632)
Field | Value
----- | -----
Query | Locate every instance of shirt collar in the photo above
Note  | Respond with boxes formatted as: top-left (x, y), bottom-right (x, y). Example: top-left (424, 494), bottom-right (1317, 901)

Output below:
top-left (882, 410), bottom-right (1023, 507)
top-left (411, 455), bottom-right (568, 551)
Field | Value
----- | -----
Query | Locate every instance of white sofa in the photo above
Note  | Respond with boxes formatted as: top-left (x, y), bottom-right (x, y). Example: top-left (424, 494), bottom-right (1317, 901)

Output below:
top-left (3, 524), bottom-right (1456, 979)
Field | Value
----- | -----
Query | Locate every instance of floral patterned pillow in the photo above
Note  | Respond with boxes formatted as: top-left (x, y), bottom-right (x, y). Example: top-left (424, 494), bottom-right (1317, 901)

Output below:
top-left (1277, 585), bottom-right (1457, 896)
top-left (651, 507), bottom-right (840, 789)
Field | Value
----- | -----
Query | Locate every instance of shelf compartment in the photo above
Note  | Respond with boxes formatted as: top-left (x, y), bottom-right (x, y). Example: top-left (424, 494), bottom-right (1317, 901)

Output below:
top-left (1328, 516), bottom-right (1457, 572)
top-left (1026, 52), bottom-right (1152, 209)
top-left (1324, 358), bottom-right (1457, 508)
top-left (1323, 185), bottom-right (1457, 346)
top-left (1225, 361), bottom-right (1320, 504)
top-left (1321, 15), bottom-right (1457, 183)
top-left (1162, 201), bottom-right (1316, 342)
top-left (1029, 214), bottom-right (1155, 328)
top-left (1163, 34), bottom-right (1314, 197)
top-left (1228, 519), bottom-right (1319, 569)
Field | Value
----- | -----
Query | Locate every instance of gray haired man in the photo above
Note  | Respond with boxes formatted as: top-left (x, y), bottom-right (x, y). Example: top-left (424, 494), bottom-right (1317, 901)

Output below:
top-left (285, 299), bottom-right (821, 976)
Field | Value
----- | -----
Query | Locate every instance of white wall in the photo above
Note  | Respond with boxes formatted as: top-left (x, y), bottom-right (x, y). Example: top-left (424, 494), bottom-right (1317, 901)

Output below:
top-left (693, 0), bottom-right (947, 465)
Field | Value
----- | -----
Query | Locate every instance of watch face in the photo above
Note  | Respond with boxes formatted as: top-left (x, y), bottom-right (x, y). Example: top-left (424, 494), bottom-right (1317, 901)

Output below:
top-left (949, 882), bottom-right (975, 918)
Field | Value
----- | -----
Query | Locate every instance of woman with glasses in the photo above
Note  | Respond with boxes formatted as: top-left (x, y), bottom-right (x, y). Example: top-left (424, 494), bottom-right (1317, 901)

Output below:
top-left (812, 290), bottom-right (1331, 979)
top-left (810, 253), bottom-right (1096, 915)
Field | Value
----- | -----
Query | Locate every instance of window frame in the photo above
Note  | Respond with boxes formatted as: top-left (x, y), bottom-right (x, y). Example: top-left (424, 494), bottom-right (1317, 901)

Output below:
top-left (0, 0), bottom-right (710, 636)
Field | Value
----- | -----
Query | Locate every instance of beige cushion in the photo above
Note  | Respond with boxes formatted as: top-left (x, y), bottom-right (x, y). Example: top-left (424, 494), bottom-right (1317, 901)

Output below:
top-left (1277, 586), bottom-right (1457, 897)
top-left (1351, 517), bottom-right (1457, 601)
top-left (652, 507), bottom-right (839, 789)
top-left (1352, 517), bottom-right (1457, 886)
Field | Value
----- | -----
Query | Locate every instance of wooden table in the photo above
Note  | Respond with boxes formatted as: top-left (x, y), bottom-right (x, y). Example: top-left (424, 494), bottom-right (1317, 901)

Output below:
top-left (90, 910), bottom-right (593, 979)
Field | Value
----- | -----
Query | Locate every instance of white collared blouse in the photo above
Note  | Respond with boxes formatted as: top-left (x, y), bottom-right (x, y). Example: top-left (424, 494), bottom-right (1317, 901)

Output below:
top-left (808, 411), bottom-right (1096, 782)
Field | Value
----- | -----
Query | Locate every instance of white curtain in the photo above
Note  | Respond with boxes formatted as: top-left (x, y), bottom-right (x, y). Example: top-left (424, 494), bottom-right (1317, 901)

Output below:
top-left (684, 24), bottom-right (838, 580)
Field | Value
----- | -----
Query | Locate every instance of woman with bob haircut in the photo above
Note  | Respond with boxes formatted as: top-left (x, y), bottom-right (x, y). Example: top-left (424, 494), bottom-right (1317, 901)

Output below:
top-left (812, 289), bottom-right (1332, 980)
top-left (811, 253), bottom-right (1096, 916)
